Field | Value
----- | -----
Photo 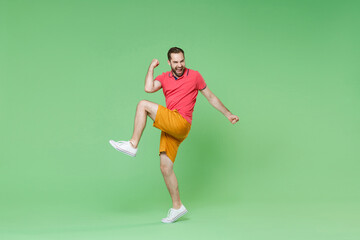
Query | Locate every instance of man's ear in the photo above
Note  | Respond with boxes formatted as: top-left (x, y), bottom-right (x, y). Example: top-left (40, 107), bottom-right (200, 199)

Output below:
top-left (168, 60), bottom-right (171, 66)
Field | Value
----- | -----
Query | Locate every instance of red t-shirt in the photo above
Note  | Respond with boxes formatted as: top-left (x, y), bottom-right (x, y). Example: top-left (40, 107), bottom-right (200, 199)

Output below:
top-left (155, 68), bottom-right (207, 125)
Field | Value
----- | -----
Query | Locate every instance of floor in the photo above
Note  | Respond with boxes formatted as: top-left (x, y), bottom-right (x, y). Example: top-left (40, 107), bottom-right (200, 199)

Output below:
top-left (1, 202), bottom-right (358, 240)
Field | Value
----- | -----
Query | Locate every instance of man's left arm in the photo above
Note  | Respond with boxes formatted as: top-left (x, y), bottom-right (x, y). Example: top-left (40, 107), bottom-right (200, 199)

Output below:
top-left (200, 87), bottom-right (239, 124)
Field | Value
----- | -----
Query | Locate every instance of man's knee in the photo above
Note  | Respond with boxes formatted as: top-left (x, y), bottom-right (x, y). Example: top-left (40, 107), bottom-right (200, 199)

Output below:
top-left (137, 100), bottom-right (158, 121)
top-left (138, 100), bottom-right (156, 111)
top-left (160, 165), bottom-right (172, 176)
top-left (137, 100), bottom-right (149, 109)
top-left (160, 152), bottom-right (173, 175)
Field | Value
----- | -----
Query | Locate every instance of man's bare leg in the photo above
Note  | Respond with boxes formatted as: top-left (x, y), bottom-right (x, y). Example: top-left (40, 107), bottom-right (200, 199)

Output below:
top-left (160, 152), bottom-right (182, 209)
top-left (129, 100), bottom-right (158, 148)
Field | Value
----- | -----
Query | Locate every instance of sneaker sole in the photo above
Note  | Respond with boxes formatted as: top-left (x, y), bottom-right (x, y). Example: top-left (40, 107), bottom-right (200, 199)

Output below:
top-left (109, 140), bottom-right (136, 157)
top-left (161, 209), bottom-right (188, 223)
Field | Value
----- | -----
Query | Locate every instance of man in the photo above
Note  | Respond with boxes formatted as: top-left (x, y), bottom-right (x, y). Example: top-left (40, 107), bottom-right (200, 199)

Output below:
top-left (109, 47), bottom-right (239, 223)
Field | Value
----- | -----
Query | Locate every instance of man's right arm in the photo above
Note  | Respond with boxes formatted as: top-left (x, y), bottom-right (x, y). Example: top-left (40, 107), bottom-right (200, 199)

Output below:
top-left (145, 59), bottom-right (162, 93)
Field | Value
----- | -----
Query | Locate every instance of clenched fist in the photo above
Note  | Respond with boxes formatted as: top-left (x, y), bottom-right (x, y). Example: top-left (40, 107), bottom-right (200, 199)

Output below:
top-left (227, 114), bottom-right (239, 124)
top-left (150, 59), bottom-right (159, 69)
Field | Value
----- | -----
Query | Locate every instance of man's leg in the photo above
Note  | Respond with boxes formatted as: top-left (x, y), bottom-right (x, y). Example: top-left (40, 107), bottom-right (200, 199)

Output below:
top-left (129, 100), bottom-right (158, 148)
top-left (160, 152), bottom-right (182, 209)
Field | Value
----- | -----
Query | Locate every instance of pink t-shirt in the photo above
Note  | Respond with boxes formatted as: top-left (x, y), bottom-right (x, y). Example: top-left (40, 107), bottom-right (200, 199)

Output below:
top-left (155, 68), bottom-right (207, 125)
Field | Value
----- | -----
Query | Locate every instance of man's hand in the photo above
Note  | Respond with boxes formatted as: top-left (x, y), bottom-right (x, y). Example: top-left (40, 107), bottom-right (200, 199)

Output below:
top-left (227, 114), bottom-right (239, 124)
top-left (150, 59), bottom-right (159, 69)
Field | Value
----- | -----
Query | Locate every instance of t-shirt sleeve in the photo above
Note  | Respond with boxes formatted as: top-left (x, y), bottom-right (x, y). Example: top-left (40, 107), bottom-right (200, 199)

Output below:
top-left (154, 72), bottom-right (165, 85)
top-left (196, 72), bottom-right (207, 90)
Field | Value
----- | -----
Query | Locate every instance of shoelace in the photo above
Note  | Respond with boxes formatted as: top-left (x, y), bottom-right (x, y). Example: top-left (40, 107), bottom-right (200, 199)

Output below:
top-left (166, 208), bottom-right (175, 218)
top-left (115, 140), bottom-right (138, 150)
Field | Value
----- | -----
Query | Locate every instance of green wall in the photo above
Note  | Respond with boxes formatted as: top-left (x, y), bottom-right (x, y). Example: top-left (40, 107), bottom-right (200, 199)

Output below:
top-left (1, 0), bottom-right (359, 233)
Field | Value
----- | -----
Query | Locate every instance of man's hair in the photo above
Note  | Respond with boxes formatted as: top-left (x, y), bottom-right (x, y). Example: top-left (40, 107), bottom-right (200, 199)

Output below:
top-left (167, 47), bottom-right (185, 61)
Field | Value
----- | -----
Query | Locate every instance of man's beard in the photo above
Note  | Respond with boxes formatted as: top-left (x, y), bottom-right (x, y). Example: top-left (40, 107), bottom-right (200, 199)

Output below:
top-left (172, 66), bottom-right (185, 77)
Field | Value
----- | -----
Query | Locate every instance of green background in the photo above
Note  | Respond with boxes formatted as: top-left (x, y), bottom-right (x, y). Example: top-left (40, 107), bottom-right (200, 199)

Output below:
top-left (1, 0), bottom-right (359, 239)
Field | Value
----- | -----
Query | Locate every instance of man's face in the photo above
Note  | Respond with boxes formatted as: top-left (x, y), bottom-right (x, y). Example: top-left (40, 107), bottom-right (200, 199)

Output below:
top-left (168, 53), bottom-right (186, 77)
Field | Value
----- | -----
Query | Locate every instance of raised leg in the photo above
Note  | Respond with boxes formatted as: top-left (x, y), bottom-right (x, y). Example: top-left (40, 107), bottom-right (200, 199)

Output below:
top-left (129, 100), bottom-right (158, 148)
top-left (160, 152), bottom-right (182, 209)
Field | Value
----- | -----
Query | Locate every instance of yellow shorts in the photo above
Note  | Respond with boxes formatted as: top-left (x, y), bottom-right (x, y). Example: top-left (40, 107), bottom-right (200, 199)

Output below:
top-left (152, 105), bottom-right (191, 163)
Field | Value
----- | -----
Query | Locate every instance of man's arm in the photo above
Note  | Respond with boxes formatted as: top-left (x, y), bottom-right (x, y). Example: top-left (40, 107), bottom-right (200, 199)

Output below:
top-left (200, 87), bottom-right (239, 124)
top-left (145, 59), bottom-right (162, 93)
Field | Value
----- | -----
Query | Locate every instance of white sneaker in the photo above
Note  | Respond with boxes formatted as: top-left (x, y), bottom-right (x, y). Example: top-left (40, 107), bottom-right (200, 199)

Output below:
top-left (161, 205), bottom-right (188, 223)
top-left (109, 140), bottom-right (137, 157)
